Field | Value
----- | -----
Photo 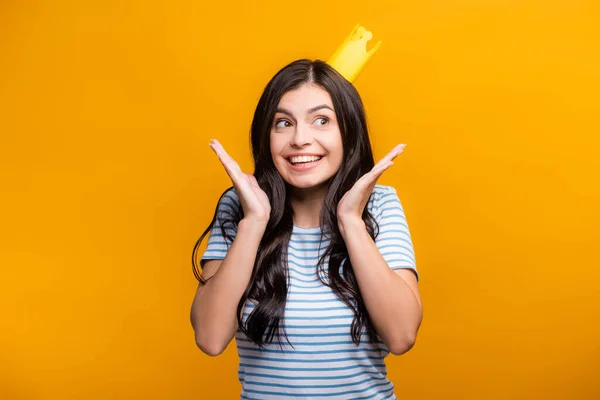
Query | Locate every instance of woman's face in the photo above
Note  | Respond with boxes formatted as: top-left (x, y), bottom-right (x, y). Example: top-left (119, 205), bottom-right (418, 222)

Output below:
top-left (270, 83), bottom-right (343, 192)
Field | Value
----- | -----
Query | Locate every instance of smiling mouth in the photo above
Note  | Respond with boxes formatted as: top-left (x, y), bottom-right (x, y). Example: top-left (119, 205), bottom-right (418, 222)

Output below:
top-left (286, 156), bottom-right (324, 169)
top-left (286, 156), bottom-right (323, 166)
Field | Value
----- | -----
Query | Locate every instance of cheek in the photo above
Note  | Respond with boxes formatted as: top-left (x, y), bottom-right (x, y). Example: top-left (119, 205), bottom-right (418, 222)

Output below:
top-left (269, 136), bottom-right (286, 168)
top-left (334, 151), bottom-right (344, 171)
top-left (269, 135), bottom-right (278, 158)
top-left (327, 136), bottom-right (344, 163)
top-left (332, 150), bottom-right (344, 169)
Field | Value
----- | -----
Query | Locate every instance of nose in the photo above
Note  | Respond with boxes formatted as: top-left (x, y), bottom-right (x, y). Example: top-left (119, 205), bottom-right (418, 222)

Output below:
top-left (290, 123), bottom-right (313, 147)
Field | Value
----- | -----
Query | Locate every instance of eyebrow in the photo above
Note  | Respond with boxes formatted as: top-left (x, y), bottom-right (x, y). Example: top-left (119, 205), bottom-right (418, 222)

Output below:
top-left (275, 104), bottom-right (334, 118)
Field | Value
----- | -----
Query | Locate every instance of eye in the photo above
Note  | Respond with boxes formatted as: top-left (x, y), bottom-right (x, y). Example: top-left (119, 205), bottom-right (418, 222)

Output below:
top-left (275, 119), bottom-right (292, 128)
top-left (314, 117), bottom-right (329, 126)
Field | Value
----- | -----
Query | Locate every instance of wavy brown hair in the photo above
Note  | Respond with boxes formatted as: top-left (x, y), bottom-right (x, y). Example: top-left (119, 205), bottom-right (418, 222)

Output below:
top-left (192, 59), bottom-right (381, 349)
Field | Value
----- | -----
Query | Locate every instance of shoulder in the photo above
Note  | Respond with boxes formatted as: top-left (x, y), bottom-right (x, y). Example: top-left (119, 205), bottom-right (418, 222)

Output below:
top-left (217, 187), bottom-right (241, 209)
top-left (215, 187), bottom-right (242, 220)
top-left (368, 184), bottom-right (401, 215)
top-left (372, 184), bottom-right (398, 200)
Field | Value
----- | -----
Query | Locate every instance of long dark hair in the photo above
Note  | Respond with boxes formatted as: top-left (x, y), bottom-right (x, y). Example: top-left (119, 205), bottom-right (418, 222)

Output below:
top-left (192, 59), bottom-right (381, 349)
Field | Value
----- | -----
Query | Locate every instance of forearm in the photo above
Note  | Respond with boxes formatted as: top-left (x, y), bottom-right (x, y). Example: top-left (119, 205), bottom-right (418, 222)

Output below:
top-left (339, 217), bottom-right (422, 354)
top-left (191, 219), bottom-right (265, 354)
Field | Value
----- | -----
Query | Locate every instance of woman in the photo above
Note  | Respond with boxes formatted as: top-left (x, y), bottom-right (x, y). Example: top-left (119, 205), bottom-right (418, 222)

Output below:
top-left (191, 59), bottom-right (422, 399)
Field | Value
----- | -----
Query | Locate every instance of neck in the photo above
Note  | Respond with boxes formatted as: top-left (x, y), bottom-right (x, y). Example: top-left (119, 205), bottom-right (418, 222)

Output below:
top-left (289, 183), bottom-right (329, 228)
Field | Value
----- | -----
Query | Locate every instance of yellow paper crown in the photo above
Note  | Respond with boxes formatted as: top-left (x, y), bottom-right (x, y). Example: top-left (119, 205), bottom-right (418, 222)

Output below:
top-left (327, 24), bottom-right (382, 83)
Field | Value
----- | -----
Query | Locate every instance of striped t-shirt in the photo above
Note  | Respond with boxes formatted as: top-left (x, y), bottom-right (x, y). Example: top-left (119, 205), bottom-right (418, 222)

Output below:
top-left (201, 184), bottom-right (418, 400)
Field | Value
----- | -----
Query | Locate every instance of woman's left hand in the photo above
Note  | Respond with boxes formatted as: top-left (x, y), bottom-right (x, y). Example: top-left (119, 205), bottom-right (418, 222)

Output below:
top-left (337, 143), bottom-right (407, 227)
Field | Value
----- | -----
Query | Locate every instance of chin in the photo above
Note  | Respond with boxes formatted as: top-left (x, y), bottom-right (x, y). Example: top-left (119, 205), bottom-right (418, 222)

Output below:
top-left (288, 176), bottom-right (332, 190)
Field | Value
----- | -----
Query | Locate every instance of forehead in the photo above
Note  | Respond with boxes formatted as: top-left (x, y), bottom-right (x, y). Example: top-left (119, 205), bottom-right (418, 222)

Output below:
top-left (277, 83), bottom-right (334, 111)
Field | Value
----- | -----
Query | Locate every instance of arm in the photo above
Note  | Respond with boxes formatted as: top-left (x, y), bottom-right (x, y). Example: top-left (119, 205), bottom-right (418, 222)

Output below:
top-left (191, 218), bottom-right (266, 356)
top-left (192, 139), bottom-right (271, 356)
top-left (335, 143), bottom-right (421, 355)
top-left (338, 217), bottom-right (422, 355)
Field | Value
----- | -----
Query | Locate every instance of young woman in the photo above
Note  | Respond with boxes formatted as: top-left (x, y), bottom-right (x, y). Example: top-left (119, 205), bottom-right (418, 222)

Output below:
top-left (191, 59), bottom-right (422, 399)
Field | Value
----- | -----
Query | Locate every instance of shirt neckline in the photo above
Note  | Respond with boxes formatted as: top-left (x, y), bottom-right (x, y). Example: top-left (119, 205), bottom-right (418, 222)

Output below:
top-left (292, 224), bottom-right (322, 233)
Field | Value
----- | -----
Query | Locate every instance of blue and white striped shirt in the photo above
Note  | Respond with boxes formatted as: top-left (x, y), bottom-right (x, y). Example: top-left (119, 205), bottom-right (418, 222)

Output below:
top-left (201, 184), bottom-right (418, 399)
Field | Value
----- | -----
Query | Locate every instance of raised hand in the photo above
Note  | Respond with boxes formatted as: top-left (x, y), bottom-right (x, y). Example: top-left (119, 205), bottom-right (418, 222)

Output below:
top-left (209, 139), bottom-right (271, 226)
top-left (337, 143), bottom-right (406, 225)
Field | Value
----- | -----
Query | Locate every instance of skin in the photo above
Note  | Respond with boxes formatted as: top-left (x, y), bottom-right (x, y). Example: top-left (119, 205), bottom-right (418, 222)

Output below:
top-left (269, 83), bottom-right (344, 227)
top-left (200, 82), bottom-right (423, 355)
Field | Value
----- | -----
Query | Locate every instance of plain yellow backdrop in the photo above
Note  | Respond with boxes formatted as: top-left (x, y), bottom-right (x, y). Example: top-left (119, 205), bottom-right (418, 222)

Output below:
top-left (1, 0), bottom-right (599, 399)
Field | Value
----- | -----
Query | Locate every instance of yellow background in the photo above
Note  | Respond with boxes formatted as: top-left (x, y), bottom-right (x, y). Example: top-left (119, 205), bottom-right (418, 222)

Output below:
top-left (1, 0), bottom-right (599, 399)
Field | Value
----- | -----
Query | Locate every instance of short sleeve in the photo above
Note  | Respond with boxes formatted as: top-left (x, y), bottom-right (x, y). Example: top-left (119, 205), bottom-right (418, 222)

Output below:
top-left (373, 185), bottom-right (419, 281)
top-left (200, 188), bottom-right (241, 267)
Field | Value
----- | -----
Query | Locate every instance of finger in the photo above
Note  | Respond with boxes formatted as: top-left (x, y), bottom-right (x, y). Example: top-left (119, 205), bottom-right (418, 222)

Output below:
top-left (209, 139), bottom-right (243, 178)
top-left (390, 143), bottom-right (406, 157)
top-left (368, 162), bottom-right (393, 194)
top-left (208, 141), bottom-right (257, 202)
top-left (210, 139), bottom-right (237, 168)
top-left (384, 143), bottom-right (406, 163)
top-left (368, 154), bottom-right (395, 178)
top-left (358, 160), bottom-right (393, 190)
top-left (372, 160), bottom-right (394, 181)
top-left (375, 143), bottom-right (406, 168)
top-left (368, 144), bottom-right (404, 176)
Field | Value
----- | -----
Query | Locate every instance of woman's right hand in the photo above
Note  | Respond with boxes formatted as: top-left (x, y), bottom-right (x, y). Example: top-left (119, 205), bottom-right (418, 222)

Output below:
top-left (208, 139), bottom-right (271, 226)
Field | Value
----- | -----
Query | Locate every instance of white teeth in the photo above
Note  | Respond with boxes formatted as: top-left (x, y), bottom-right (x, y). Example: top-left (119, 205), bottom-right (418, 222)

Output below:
top-left (289, 155), bottom-right (322, 164)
